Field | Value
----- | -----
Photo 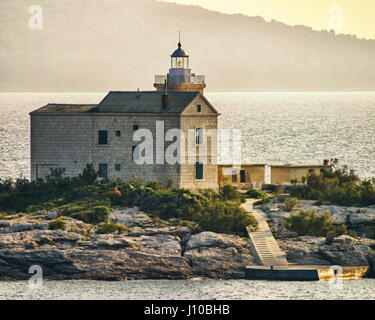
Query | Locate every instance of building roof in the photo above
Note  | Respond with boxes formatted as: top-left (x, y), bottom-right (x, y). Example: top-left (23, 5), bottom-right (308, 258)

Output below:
top-left (96, 91), bottom-right (201, 114)
top-left (271, 164), bottom-right (328, 168)
top-left (171, 42), bottom-right (189, 57)
top-left (30, 104), bottom-right (97, 114)
top-left (30, 91), bottom-right (217, 115)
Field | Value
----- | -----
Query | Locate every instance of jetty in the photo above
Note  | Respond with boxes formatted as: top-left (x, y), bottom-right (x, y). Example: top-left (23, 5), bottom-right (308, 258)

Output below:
top-left (243, 199), bottom-right (369, 281)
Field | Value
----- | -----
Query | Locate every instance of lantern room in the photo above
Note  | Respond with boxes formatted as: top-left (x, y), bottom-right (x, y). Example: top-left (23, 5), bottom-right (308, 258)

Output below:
top-left (171, 42), bottom-right (189, 69)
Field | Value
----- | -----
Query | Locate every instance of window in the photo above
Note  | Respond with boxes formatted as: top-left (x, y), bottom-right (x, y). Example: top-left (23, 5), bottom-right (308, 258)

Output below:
top-left (196, 162), bottom-right (203, 180)
top-left (196, 128), bottom-right (203, 145)
top-left (115, 164), bottom-right (121, 171)
top-left (133, 124), bottom-right (139, 131)
top-left (240, 170), bottom-right (246, 183)
top-left (308, 169), bottom-right (314, 174)
top-left (197, 104), bottom-right (202, 112)
top-left (98, 130), bottom-right (108, 145)
top-left (115, 130), bottom-right (121, 137)
top-left (98, 164), bottom-right (108, 178)
top-left (232, 170), bottom-right (238, 183)
top-left (320, 168), bottom-right (325, 173)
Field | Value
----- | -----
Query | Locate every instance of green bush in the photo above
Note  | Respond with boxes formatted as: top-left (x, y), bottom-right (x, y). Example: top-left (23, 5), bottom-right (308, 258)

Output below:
top-left (284, 210), bottom-right (351, 238)
top-left (253, 198), bottom-right (271, 206)
top-left (0, 166), bottom-right (259, 236)
top-left (96, 222), bottom-right (129, 234)
top-left (283, 197), bottom-right (299, 212)
top-left (246, 189), bottom-right (267, 199)
top-left (289, 167), bottom-right (375, 207)
top-left (48, 218), bottom-right (66, 231)
top-left (71, 205), bottom-right (110, 224)
top-left (198, 203), bottom-right (258, 236)
top-left (220, 185), bottom-right (244, 202)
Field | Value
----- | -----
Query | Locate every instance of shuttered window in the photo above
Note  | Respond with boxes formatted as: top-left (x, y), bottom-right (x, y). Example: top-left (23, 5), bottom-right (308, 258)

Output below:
top-left (98, 164), bottom-right (108, 178)
top-left (196, 162), bottom-right (203, 180)
top-left (98, 130), bottom-right (108, 145)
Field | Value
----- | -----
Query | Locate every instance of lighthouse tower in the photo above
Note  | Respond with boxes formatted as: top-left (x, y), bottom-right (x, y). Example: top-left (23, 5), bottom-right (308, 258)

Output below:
top-left (154, 39), bottom-right (206, 95)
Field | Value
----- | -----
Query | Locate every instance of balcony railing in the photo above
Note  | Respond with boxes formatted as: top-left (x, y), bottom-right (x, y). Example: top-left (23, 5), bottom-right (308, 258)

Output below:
top-left (154, 75), bottom-right (205, 84)
top-left (154, 75), bottom-right (167, 84)
top-left (191, 75), bottom-right (205, 84)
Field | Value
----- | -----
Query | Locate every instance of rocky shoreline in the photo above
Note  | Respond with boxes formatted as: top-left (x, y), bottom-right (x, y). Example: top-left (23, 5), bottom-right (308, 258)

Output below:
top-left (0, 208), bottom-right (255, 280)
top-left (260, 200), bottom-right (375, 277)
top-left (1, 202), bottom-right (375, 280)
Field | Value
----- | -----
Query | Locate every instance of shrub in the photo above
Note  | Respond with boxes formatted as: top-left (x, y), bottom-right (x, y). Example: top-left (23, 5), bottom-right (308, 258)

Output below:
top-left (220, 185), bottom-right (244, 202)
top-left (78, 164), bottom-right (97, 185)
top-left (283, 197), bottom-right (299, 212)
top-left (289, 167), bottom-right (375, 207)
top-left (71, 206), bottom-right (110, 224)
top-left (253, 198), bottom-right (271, 206)
top-left (48, 218), bottom-right (66, 231)
top-left (284, 210), bottom-right (350, 238)
top-left (96, 222), bottom-right (129, 234)
top-left (246, 189), bottom-right (267, 199)
top-left (198, 203), bottom-right (258, 236)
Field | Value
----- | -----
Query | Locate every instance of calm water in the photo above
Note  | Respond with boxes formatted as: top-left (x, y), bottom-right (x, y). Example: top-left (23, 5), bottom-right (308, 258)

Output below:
top-left (0, 91), bottom-right (374, 180)
top-left (0, 279), bottom-right (375, 300)
top-left (0, 92), bottom-right (375, 299)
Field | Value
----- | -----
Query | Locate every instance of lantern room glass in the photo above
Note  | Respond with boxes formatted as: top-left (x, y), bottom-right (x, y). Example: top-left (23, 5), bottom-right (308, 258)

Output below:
top-left (171, 56), bottom-right (189, 69)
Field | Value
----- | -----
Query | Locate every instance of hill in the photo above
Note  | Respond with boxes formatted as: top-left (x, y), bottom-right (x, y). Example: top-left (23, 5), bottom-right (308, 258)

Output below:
top-left (1, 0), bottom-right (374, 91)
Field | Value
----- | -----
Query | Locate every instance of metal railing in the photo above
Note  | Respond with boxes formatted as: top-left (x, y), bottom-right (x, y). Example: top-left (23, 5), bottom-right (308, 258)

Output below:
top-left (191, 75), bottom-right (205, 84)
top-left (154, 75), bottom-right (167, 84)
top-left (154, 75), bottom-right (205, 84)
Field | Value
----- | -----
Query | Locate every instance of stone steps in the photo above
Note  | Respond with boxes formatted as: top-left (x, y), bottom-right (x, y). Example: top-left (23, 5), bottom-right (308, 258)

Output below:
top-left (243, 199), bottom-right (288, 267)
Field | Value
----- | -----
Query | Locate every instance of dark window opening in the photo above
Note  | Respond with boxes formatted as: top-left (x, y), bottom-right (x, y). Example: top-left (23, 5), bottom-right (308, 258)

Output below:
top-left (98, 164), bottom-right (108, 178)
top-left (133, 124), bottom-right (139, 131)
top-left (115, 164), bottom-right (121, 171)
top-left (115, 131), bottom-right (121, 137)
top-left (197, 104), bottom-right (202, 112)
top-left (240, 170), bottom-right (246, 183)
top-left (196, 162), bottom-right (203, 180)
top-left (98, 130), bottom-right (108, 145)
top-left (308, 169), bottom-right (314, 174)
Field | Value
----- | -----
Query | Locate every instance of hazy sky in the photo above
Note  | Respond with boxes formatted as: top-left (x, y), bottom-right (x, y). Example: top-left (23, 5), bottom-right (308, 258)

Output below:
top-left (163, 0), bottom-right (375, 39)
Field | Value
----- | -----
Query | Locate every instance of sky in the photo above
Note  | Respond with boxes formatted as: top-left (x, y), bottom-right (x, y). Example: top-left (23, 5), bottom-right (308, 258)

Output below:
top-left (162, 0), bottom-right (375, 39)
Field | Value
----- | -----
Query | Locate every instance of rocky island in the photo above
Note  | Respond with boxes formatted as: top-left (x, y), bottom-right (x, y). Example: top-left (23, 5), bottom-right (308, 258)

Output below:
top-left (1, 165), bottom-right (375, 281)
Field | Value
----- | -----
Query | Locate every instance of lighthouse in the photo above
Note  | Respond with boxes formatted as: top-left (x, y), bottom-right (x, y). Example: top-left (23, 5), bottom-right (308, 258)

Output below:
top-left (154, 38), bottom-right (206, 95)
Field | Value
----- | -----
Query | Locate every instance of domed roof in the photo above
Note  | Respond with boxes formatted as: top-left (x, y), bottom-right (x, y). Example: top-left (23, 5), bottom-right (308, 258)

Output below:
top-left (171, 42), bottom-right (189, 57)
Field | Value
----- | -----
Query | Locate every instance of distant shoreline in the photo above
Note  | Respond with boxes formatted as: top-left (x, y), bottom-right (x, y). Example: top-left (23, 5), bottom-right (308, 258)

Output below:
top-left (1, 90), bottom-right (375, 94)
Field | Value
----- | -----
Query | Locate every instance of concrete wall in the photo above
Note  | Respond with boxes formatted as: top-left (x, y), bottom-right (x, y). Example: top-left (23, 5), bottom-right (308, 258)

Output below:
top-left (271, 166), bottom-right (325, 185)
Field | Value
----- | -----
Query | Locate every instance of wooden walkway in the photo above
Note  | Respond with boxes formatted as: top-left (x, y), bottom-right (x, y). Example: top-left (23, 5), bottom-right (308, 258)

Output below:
top-left (243, 199), bottom-right (288, 267)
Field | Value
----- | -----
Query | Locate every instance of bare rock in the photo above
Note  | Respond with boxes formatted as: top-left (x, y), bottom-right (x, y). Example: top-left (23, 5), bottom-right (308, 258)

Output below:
top-left (185, 232), bottom-right (247, 251)
top-left (47, 211), bottom-right (59, 220)
top-left (332, 235), bottom-right (357, 245)
top-left (184, 247), bottom-right (255, 279)
top-left (110, 207), bottom-right (152, 227)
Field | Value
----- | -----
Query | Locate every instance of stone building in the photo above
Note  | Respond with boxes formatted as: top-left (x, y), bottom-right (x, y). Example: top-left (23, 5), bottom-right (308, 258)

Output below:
top-left (30, 41), bottom-right (220, 190)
